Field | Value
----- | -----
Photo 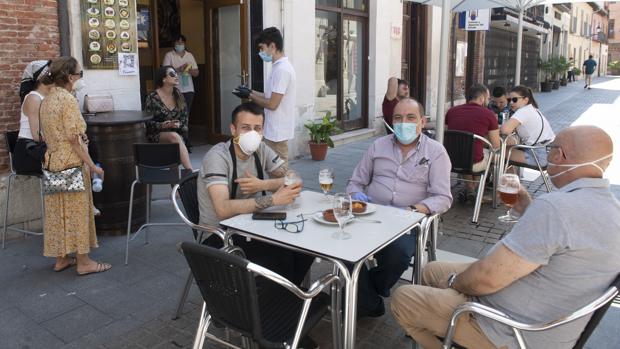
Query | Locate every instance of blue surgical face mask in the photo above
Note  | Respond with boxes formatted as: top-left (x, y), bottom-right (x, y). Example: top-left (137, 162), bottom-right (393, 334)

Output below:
top-left (258, 50), bottom-right (273, 63)
top-left (175, 44), bottom-right (185, 53)
top-left (393, 122), bottom-right (418, 145)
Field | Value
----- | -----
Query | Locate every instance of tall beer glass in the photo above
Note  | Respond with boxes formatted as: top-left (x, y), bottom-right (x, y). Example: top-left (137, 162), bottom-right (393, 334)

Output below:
top-left (498, 173), bottom-right (521, 223)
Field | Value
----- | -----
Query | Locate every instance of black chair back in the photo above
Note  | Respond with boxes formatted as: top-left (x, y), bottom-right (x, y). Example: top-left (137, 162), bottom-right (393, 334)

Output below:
top-left (176, 172), bottom-right (202, 241)
top-left (573, 274), bottom-right (620, 349)
top-left (180, 242), bottom-right (263, 341)
top-left (5, 131), bottom-right (19, 154)
top-left (444, 130), bottom-right (476, 174)
top-left (133, 143), bottom-right (181, 184)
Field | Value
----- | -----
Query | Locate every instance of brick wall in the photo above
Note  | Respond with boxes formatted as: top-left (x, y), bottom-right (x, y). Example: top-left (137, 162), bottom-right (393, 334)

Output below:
top-left (0, 0), bottom-right (60, 173)
top-left (468, 31), bottom-right (486, 85)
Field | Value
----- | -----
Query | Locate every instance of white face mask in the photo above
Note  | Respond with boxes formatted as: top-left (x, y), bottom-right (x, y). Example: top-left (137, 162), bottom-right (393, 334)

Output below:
top-left (235, 130), bottom-right (262, 155)
top-left (548, 153), bottom-right (613, 179)
top-left (72, 79), bottom-right (86, 92)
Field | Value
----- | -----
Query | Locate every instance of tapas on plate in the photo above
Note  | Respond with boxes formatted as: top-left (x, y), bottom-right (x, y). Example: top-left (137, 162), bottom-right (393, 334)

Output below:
top-left (104, 19), bottom-right (115, 29)
top-left (86, 7), bottom-right (99, 16)
top-left (119, 20), bottom-right (130, 30)
top-left (106, 42), bottom-right (117, 54)
top-left (105, 30), bottom-right (116, 40)
top-left (89, 41), bottom-right (101, 51)
top-left (120, 31), bottom-right (130, 40)
top-left (104, 7), bottom-right (114, 17)
top-left (90, 54), bottom-right (102, 64)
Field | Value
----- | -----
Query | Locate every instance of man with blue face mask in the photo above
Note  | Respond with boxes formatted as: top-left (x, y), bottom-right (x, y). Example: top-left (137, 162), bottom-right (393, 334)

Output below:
top-left (391, 125), bottom-right (620, 349)
top-left (346, 98), bottom-right (453, 318)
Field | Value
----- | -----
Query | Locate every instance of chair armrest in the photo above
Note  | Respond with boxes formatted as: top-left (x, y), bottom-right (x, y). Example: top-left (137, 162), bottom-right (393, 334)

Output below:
top-left (472, 134), bottom-right (497, 152)
top-left (247, 262), bottom-right (340, 300)
top-left (509, 143), bottom-right (546, 151)
top-left (171, 184), bottom-right (228, 243)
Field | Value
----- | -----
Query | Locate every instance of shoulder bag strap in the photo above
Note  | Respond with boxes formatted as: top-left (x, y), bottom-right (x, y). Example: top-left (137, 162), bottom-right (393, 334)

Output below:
top-left (533, 109), bottom-right (545, 145)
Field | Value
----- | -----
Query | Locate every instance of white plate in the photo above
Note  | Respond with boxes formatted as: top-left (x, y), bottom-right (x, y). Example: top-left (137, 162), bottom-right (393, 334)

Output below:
top-left (352, 202), bottom-right (377, 216)
top-left (312, 212), bottom-right (353, 226)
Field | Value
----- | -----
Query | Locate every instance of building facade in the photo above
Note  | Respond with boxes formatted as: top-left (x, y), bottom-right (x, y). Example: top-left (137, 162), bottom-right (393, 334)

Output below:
top-left (610, 1), bottom-right (620, 63)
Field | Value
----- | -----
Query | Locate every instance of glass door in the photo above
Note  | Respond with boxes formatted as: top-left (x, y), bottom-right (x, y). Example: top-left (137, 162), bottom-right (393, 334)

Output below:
top-left (205, 0), bottom-right (249, 142)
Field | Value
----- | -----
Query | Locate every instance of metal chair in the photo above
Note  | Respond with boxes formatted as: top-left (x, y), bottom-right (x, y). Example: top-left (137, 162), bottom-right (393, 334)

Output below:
top-left (442, 274), bottom-right (620, 349)
top-left (505, 143), bottom-right (553, 192)
top-left (179, 241), bottom-right (341, 349)
top-left (444, 130), bottom-right (495, 223)
top-left (402, 213), bottom-right (440, 284)
top-left (170, 172), bottom-right (233, 320)
top-left (125, 143), bottom-right (185, 265)
top-left (2, 131), bottom-right (44, 249)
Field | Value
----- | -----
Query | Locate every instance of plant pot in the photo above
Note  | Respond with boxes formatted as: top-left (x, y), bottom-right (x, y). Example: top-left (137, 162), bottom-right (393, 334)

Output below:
top-left (308, 141), bottom-right (329, 161)
top-left (560, 78), bottom-right (567, 86)
top-left (540, 82), bottom-right (552, 92)
top-left (551, 80), bottom-right (560, 89)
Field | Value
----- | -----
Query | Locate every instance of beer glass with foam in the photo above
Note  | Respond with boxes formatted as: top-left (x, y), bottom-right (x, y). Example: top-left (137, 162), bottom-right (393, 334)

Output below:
top-left (498, 173), bottom-right (521, 223)
top-left (319, 168), bottom-right (334, 202)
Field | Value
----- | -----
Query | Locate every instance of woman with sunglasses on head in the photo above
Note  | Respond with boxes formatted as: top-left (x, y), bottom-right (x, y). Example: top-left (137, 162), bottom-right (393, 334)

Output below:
top-left (144, 66), bottom-right (192, 170)
top-left (500, 85), bottom-right (555, 166)
top-left (13, 60), bottom-right (54, 174)
top-left (40, 56), bottom-right (110, 275)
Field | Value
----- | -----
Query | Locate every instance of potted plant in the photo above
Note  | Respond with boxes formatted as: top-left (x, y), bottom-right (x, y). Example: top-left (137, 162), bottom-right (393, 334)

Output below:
top-left (609, 60), bottom-right (620, 75)
top-left (549, 57), bottom-right (561, 89)
top-left (557, 56), bottom-right (570, 86)
top-left (538, 59), bottom-right (553, 92)
top-left (304, 111), bottom-right (342, 161)
top-left (572, 67), bottom-right (582, 80)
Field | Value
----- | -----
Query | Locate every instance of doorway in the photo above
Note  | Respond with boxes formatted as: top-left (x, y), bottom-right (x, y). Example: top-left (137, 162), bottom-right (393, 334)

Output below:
top-left (401, 2), bottom-right (427, 106)
top-left (138, 0), bottom-right (259, 145)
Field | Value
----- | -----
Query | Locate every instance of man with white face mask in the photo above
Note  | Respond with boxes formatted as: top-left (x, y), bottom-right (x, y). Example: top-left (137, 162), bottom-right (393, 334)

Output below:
top-left (346, 98), bottom-right (453, 318)
top-left (391, 125), bottom-right (620, 349)
top-left (197, 102), bottom-right (314, 290)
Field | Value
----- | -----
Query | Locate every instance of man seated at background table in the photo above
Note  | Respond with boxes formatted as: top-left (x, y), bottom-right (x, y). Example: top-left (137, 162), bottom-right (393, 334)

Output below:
top-left (487, 86), bottom-right (511, 125)
top-left (445, 83), bottom-right (500, 203)
top-left (197, 102), bottom-right (314, 286)
top-left (347, 98), bottom-right (453, 318)
top-left (390, 125), bottom-right (620, 349)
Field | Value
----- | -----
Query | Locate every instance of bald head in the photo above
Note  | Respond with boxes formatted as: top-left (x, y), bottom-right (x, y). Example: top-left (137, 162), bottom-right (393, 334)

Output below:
top-left (557, 125), bottom-right (613, 168)
top-left (393, 98), bottom-right (424, 118)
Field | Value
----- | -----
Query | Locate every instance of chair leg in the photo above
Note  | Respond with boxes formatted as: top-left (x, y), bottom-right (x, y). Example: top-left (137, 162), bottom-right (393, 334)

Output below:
top-left (471, 174), bottom-right (487, 224)
top-left (193, 302), bottom-right (211, 349)
top-left (429, 219), bottom-right (438, 262)
top-left (2, 174), bottom-right (14, 249)
top-left (125, 180), bottom-right (138, 265)
top-left (172, 269), bottom-right (194, 320)
top-left (540, 168), bottom-right (553, 192)
top-left (413, 230), bottom-right (425, 285)
top-left (330, 264), bottom-right (343, 349)
top-left (145, 184), bottom-right (151, 244)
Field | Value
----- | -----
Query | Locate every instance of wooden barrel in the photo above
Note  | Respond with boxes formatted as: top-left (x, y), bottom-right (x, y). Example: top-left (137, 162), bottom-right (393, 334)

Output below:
top-left (85, 111), bottom-right (153, 236)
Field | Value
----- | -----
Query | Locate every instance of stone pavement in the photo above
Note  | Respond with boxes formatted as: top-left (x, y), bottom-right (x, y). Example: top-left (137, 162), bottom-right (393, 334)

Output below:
top-left (1, 76), bottom-right (619, 348)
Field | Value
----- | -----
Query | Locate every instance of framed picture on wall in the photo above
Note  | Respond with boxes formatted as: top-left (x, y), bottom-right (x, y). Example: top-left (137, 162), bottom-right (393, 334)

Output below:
top-left (157, 0), bottom-right (181, 48)
top-left (137, 4), bottom-right (150, 48)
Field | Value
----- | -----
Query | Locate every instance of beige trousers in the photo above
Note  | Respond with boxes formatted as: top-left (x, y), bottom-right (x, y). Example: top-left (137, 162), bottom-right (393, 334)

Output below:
top-left (390, 262), bottom-right (502, 349)
top-left (264, 139), bottom-right (289, 165)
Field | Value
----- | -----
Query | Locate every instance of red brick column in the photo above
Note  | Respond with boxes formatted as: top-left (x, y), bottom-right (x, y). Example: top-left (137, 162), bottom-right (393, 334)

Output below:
top-left (0, 0), bottom-right (60, 172)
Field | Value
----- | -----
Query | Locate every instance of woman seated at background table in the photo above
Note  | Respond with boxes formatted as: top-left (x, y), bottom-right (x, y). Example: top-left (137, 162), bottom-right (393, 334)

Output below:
top-left (500, 85), bottom-right (555, 166)
top-left (144, 66), bottom-right (193, 170)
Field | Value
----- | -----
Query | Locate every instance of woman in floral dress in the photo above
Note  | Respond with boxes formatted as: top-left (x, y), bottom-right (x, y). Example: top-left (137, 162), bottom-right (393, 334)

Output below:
top-left (40, 56), bottom-right (110, 275)
top-left (144, 65), bottom-right (193, 170)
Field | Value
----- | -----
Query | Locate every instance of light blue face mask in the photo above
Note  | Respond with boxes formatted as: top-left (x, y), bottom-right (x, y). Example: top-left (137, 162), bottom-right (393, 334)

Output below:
top-left (175, 44), bottom-right (185, 53)
top-left (258, 50), bottom-right (273, 63)
top-left (393, 122), bottom-right (418, 145)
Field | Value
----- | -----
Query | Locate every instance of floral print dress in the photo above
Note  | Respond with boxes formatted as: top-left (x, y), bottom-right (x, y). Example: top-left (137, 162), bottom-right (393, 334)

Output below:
top-left (40, 87), bottom-right (97, 257)
top-left (144, 90), bottom-right (188, 143)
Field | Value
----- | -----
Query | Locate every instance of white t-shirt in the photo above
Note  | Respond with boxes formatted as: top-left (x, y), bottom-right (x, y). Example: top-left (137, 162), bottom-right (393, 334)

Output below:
top-left (18, 91), bottom-right (44, 140)
top-left (162, 50), bottom-right (198, 94)
top-left (263, 56), bottom-right (296, 142)
top-left (511, 104), bottom-right (555, 145)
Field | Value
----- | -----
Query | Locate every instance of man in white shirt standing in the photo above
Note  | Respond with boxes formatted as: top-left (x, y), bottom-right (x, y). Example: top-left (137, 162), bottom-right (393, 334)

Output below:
top-left (162, 34), bottom-right (199, 150)
top-left (238, 27), bottom-right (296, 164)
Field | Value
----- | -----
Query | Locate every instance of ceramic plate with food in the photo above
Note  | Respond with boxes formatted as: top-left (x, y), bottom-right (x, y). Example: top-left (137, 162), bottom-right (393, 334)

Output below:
top-left (106, 42), bottom-right (117, 54)
top-left (352, 202), bottom-right (377, 216)
top-left (104, 19), bottom-right (115, 29)
top-left (87, 7), bottom-right (99, 16)
top-left (104, 7), bottom-right (114, 17)
top-left (88, 17), bottom-right (100, 28)
top-left (313, 210), bottom-right (354, 225)
top-left (120, 31), bottom-right (130, 40)
top-left (89, 41), bottom-right (101, 51)
top-left (119, 8), bottom-right (129, 18)
top-left (90, 54), bottom-right (102, 64)
top-left (119, 19), bottom-right (130, 29)
top-left (119, 0), bottom-right (128, 6)
top-left (105, 30), bottom-right (116, 39)
top-left (121, 42), bottom-right (131, 52)
top-left (88, 29), bottom-right (100, 40)
top-left (103, 0), bottom-right (114, 5)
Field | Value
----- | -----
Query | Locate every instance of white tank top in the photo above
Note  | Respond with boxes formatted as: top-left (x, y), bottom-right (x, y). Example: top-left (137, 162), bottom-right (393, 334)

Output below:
top-left (18, 91), bottom-right (44, 140)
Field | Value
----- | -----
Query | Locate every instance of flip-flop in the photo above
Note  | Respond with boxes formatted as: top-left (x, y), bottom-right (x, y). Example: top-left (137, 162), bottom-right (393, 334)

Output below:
top-left (77, 262), bottom-right (112, 276)
top-left (53, 257), bottom-right (77, 272)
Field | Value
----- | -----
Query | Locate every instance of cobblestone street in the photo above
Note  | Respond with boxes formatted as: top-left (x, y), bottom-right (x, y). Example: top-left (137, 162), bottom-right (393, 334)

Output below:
top-left (1, 77), bottom-right (619, 349)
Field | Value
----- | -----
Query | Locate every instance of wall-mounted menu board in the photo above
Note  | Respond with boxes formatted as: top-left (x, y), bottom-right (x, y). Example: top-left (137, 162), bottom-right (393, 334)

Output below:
top-left (81, 0), bottom-right (137, 69)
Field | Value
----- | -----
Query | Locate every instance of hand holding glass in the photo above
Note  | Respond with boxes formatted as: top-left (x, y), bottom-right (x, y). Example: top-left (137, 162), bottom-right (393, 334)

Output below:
top-left (498, 174), bottom-right (521, 223)
top-left (332, 193), bottom-right (352, 240)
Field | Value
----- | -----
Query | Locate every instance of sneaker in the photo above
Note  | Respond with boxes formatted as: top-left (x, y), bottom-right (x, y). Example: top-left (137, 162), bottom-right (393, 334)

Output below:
top-left (457, 189), bottom-right (468, 204)
top-left (357, 299), bottom-right (385, 319)
top-left (584, 84), bottom-right (588, 89)
top-left (588, 87), bottom-right (591, 90)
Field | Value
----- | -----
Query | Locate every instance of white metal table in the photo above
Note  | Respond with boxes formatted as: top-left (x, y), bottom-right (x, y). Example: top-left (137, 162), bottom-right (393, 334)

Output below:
top-left (219, 190), bottom-right (425, 349)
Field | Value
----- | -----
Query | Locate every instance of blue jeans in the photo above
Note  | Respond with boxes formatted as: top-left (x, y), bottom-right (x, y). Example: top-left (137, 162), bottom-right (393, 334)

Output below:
top-left (355, 228), bottom-right (417, 314)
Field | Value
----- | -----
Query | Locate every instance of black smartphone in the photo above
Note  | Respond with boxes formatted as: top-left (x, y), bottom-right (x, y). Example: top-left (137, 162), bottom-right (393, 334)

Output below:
top-left (252, 212), bottom-right (286, 220)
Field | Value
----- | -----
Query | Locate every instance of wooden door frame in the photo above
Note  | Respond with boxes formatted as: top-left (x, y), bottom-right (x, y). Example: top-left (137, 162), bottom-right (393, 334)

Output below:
top-left (204, 0), bottom-right (249, 143)
top-left (406, 3), bottom-right (427, 107)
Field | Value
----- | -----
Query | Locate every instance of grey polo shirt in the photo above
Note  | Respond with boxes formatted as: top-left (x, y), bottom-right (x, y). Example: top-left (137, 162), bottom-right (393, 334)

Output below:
top-left (198, 141), bottom-right (284, 227)
top-left (475, 178), bottom-right (620, 348)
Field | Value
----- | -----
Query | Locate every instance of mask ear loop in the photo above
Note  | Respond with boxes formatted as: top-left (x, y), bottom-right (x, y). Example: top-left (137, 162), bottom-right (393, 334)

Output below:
top-left (376, 116), bottom-right (395, 133)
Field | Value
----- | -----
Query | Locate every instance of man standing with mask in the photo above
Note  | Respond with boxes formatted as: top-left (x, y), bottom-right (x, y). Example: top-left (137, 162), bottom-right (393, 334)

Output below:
top-left (390, 125), bottom-right (620, 349)
top-left (197, 102), bottom-right (314, 287)
top-left (233, 27), bottom-right (296, 164)
top-left (346, 98), bottom-right (453, 318)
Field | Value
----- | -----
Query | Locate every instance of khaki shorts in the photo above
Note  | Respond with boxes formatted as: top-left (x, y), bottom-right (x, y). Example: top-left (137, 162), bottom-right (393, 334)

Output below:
top-left (263, 139), bottom-right (289, 164)
top-left (472, 149), bottom-right (491, 173)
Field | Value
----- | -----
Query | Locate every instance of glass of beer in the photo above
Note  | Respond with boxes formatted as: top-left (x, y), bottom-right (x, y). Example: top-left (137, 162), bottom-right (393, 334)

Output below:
top-left (498, 173), bottom-right (521, 223)
top-left (284, 170), bottom-right (302, 209)
top-left (319, 168), bottom-right (334, 202)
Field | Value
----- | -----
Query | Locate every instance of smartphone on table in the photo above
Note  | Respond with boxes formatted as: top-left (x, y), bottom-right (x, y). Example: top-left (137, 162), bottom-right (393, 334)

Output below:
top-left (252, 212), bottom-right (286, 220)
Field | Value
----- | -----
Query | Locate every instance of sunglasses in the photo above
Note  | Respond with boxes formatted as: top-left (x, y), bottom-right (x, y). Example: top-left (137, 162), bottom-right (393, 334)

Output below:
top-left (72, 70), bottom-right (83, 78)
top-left (509, 96), bottom-right (525, 103)
top-left (167, 70), bottom-right (178, 78)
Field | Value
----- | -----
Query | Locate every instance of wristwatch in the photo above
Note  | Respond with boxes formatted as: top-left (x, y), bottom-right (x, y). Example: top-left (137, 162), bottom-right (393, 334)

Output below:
top-left (447, 273), bottom-right (458, 289)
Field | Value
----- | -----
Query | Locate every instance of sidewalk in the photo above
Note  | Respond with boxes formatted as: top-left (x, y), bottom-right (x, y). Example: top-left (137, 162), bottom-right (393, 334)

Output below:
top-left (1, 76), bottom-right (619, 348)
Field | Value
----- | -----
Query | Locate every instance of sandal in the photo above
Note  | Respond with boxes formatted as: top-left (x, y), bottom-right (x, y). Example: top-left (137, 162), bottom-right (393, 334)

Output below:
top-left (53, 257), bottom-right (77, 272)
top-left (77, 262), bottom-right (112, 276)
